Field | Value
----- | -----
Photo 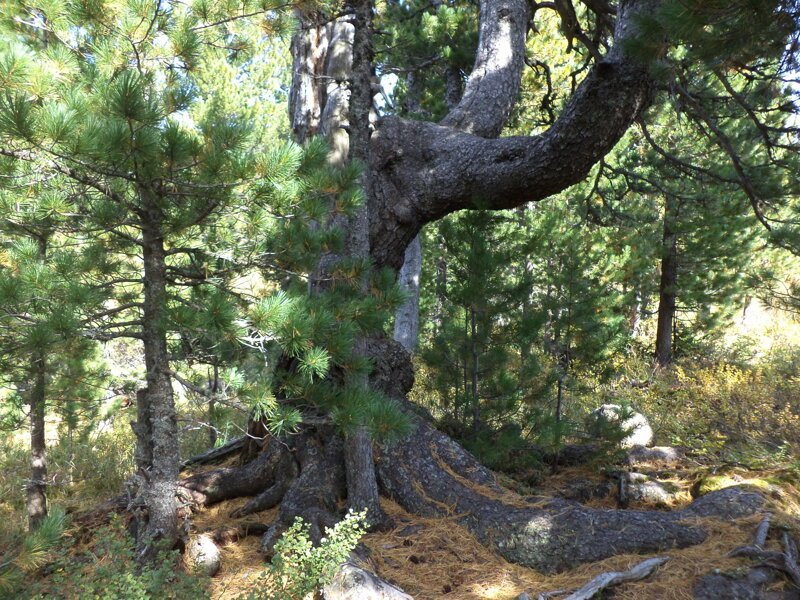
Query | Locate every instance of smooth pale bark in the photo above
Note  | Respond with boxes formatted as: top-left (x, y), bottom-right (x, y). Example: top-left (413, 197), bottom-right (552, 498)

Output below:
top-left (393, 234), bottom-right (422, 353)
top-left (289, 15), bottom-right (327, 142)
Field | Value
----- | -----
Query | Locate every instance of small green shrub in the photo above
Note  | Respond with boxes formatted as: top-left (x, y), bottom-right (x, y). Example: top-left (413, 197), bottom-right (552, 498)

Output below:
top-left (248, 509), bottom-right (367, 600)
top-left (0, 507), bottom-right (67, 597)
top-left (26, 516), bottom-right (209, 600)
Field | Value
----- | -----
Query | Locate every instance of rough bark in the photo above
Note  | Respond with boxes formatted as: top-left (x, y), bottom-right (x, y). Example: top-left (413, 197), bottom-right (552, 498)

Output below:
top-left (27, 343), bottom-right (48, 530)
top-left (340, 0), bottom-right (390, 531)
top-left (655, 194), bottom-right (679, 367)
top-left (367, 338), bottom-right (763, 573)
top-left (175, 0), bottom-right (764, 578)
top-left (367, 0), bottom-right (660, 271)
top-left (136, 192), bottom-right (180, 559)
top-left (177, 341), bottom-right (765, 574)
top-left (180, 436), bottom-right (294, 508)
top-left (344, 425), bottom-right (388, 528)
top-left (289, 0), bottom-right (389, 530)
top-left (132, 387), bottom-right (153, 473)
top-left (377, 402), bottom-right (763, 572)
top-left (258, 430), bottom-right (346, 556)
top-left (26, 235), bottom-right (49, 530)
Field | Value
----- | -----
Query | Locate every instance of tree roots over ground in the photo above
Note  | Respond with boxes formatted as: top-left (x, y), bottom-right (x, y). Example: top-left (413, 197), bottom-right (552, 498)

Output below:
top-left (177, 339), bottom-right (765, 574)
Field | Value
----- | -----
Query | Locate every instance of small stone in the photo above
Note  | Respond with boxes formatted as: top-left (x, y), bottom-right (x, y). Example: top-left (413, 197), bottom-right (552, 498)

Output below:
top-left (587, 404), bottom-right (653, 448)
top-left (186, 533), bottom-right (221, 577)
top-left (626, 445), bottom-right (682, 465)
top-left (396, 524), bottom-right (424, 537)
top-left (322, 563), bottom-right (413, 600)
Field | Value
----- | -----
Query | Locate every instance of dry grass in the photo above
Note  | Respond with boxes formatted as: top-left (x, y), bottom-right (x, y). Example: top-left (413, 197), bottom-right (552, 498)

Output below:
top-left (189, 496), bottom-right (278, 599)
top-left (195, 493), bottom-right (793, 600)
top-left (359, 500), bottom-right (767, 600)
top-left (169, 457), bottom-right (800, 599)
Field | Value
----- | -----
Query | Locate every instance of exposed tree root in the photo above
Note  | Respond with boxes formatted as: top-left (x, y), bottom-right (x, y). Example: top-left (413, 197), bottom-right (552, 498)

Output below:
top-left (210, 523), bottom-right (270, 545)
top-left (179, 428), bottom-right (346, 556)
top-left (180, 436), bottom-right (247, 472)
top-left (376, 407), bottom-right (763, 573)
top-left (175, 419), bottom-right (764, 575)
top-left (172, 338), bottom-right (766, 575)
top-left (257, 430), bottom-right (346, 556)
top-left (729, 513), bottom-right (800, 587)
top-left (179, 436), bottom-right (293, 507)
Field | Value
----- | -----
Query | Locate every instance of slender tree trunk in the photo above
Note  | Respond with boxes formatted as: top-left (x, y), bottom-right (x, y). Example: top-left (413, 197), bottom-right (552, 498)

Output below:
top-left (209, 364), bottom-right (218, 447)
top-left (136, 197), bottom-right (180, 558)
top-left (393, 234), bottom-right (422, 353)
top-left (470, 307), bottom-right (480, 433)
top-left (27, 236), bottom-right (48, 529)
top-left (462, 311), bottom-right (469, 425)
top-left (435, 236), bottom-right (448, 337)
top-left (630, 287), bottom-right (643, 337)
top-left (27, 350), bottom-right (48, 530)
top-left (655, 195), bottom-right (679, 368)
top-left (342, 0), bottom-right (389, 529)
top-left (550, 374), bottom-right (565, 473)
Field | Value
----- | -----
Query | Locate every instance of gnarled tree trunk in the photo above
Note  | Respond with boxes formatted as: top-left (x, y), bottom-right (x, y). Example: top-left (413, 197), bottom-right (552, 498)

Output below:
top-left (177, 0), bottom-right (771, 577)
top-left (180, 337), bottom-right (764, 573)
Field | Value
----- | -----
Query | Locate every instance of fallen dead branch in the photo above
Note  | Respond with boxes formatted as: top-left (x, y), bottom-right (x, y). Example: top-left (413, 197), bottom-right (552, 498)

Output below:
top-left (180, 436), bottom-right (246, 471)
top-left (728, 512), bottom-right (800, 587)
top-left (536, 556), bottom-right (670, 600)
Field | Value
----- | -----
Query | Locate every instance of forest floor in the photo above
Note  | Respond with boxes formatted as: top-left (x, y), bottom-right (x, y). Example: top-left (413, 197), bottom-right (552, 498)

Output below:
top-left (186, 454), bottom-right (800, 600)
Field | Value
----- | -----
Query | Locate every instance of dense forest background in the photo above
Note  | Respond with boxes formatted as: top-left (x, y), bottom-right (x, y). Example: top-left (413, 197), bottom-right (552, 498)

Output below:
top-left (1, 0), bottom-right (800, 598)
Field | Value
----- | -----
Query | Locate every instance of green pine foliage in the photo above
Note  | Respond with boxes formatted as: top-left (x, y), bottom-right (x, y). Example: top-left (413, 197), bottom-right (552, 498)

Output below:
top-left (376, 0), bottom-right (478, 118)
top-left (0, 507), bottom-right (67, 596)
top-left (20, 516), bottom-right (209, 600)
top-left (0, 0), bottom-right (413, 454)
top-left (417, 211), bottom-right (542, 433)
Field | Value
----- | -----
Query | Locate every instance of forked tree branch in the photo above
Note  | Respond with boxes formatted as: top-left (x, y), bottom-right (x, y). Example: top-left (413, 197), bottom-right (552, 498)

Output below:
top-left (368, 0), bottom-right (663, 269)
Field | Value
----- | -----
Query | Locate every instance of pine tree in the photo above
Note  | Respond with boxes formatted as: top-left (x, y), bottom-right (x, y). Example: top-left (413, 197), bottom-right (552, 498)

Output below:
top-left (419, 211), bottom-right (540, 435)
top-left (0, 0), bottom-right (318, 555)
top-left (0, 181), bottom-right (108, 528)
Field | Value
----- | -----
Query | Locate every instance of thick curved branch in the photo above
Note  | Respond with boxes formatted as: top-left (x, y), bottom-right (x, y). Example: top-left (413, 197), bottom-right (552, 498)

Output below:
top-left (439, 0), bottom-right (530, 138)
top-left (369, 0), bottom-right (660, 271)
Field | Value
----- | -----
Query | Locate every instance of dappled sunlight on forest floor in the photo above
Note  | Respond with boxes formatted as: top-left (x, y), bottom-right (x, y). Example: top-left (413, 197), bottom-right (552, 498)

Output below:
top-left (189, 458), bottom-right (800, 600)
